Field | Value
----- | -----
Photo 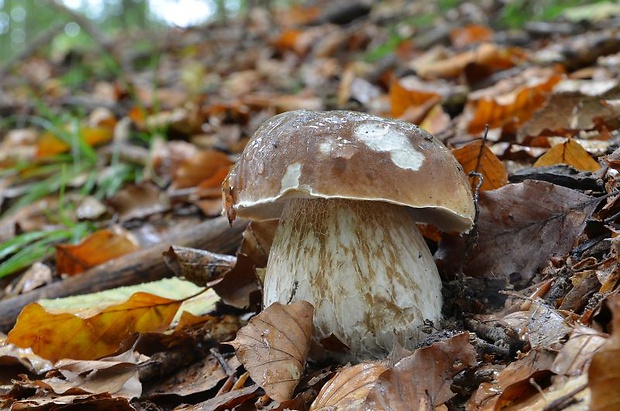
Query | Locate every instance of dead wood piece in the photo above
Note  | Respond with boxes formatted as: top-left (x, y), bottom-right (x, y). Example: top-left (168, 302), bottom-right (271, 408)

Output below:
top-left (0, 216), bottom-right (247, 333)
top-left (509, 165), bottom-right (603, 192)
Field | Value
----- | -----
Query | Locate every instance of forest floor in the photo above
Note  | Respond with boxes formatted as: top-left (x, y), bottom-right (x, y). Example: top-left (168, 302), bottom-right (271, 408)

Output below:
top-left (1, 1), bottom-right (620, 410)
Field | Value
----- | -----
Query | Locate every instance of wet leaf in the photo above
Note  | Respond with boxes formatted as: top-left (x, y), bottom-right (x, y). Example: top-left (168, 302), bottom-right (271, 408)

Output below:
top-left (227, 301), bottom-right (314, 403)
top-left (452, 139), bottom-right (508, 191)
top-left (589, 295), bottom-right (620, 411)
top-left (55, 226), bottom-right (140, 276)
top-left (7, 292), bottom-right (182, 362)
top-left (534, 139), bottom-right (601, 172)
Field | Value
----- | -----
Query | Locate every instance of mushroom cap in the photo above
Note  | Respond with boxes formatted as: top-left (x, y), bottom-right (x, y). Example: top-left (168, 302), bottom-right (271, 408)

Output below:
top-left (223, 110), bottom-right (475, 233)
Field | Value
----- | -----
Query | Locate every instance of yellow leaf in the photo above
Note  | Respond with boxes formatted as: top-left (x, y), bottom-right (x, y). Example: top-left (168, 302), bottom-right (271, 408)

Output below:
top-left (452, 140), bottom-right (508, 191)
top-left (7, 292), bottom-right (182, 362)
top-left (534, 139), bottom-right (601, 172)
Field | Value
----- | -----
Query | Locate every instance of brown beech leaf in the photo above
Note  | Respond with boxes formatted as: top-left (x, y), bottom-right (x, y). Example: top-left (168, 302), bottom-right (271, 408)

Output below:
top-left (311, 362), bottom-right (389, 411)
top-left (7, 293), bottom-right (181, 362)
top-left (589, 295), bottom-right (620, 411)
top-left (468, 349), bottom-right (556, 410)
top-left (519, 79), bottom-right (620, 141)
top-left (311, 333), bottom-right (475, 411)
top-left (452, 140), bottom-right (508, 191)
top-left (227, 301), bottom-right (314, 403)
top-left (55, 226), bottom-right (140, 275)
top-left (463, 180), bottom-right (600, 282)
top-left (363, 332), bottom-right (476, 410)
top-left (534, 139), bottom-right (601, 172)
top-left (171, 149), bottom-right (233, 190)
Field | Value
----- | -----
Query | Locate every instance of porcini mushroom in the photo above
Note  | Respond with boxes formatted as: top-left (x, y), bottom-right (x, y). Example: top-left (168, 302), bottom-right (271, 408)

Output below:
top-left (223, 110), bottom-right (474, 359)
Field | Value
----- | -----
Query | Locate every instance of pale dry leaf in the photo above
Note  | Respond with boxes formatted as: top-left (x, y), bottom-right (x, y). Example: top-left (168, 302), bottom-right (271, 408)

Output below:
top-left (227, 301), bottom-right (314, 403)
top-left (310, 362), bottom-right (389, 411)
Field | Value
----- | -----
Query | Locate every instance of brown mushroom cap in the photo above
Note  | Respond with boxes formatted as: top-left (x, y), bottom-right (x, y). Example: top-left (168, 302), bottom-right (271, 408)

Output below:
top-left (224, 110), bottom-right (475, 233)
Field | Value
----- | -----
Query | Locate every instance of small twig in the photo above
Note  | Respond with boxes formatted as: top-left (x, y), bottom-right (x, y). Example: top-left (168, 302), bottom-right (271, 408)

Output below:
top-left (542, 382), bottom-right (588, 411)
top-left (210, 347), bottom-right (235, 377)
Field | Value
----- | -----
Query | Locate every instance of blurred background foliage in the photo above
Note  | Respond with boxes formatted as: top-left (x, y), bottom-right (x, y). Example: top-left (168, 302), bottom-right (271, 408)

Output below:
top-left (0, 0), bottom-right (615, 62)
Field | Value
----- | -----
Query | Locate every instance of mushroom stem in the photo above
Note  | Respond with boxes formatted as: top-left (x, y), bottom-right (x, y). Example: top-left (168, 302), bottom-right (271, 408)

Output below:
top-left (263, 197), bottom-right (443, 359)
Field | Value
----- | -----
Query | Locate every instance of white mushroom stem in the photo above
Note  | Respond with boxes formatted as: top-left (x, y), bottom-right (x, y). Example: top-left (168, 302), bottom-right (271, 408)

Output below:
top-left (263, 198), bottom-right (443, 360)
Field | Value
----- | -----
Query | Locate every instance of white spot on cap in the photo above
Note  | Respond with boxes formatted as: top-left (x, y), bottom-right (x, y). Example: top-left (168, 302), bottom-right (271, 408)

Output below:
top-left (354, 122), bottom-right (425, 170)
top-left (281, 163), bottom-right (302, 191)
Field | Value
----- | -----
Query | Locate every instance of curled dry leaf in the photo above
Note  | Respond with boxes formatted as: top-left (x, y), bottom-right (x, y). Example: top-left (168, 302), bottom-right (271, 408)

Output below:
top-left (312, 333), bottom-right (476, 411)
top-left (452, 139), bottom-right (508, 191)
top-left (589, 295), bottom-right (620, 411)
top-left (163, 245), bottom-right (236, 287)
top-left (227, 301), bottom-right (314, 403)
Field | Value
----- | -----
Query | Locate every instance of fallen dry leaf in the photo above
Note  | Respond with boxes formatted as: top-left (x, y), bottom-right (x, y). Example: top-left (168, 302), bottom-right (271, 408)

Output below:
top-left (389, 77), bottom-right (441, 120)
top-left (312, 333), bottom-right (475, 411)
top-left (452, 139), bottom-right (508, 191)
top-left (364, 332), bottom-right (476, 410)
top-left (310, 362), bottom-right (389, 411)
top-left (462, 180), bottom-right (600, 283)
top-left (107, 183), bottom-right (170, 222)
top-left (464, 66), bottom-right (563, 134)
top-left (413, 43), bottom-right (524, 80)
top-left (55, 226), bottom-right (140, 275)
top-left (227, 301), bottom-right (314, 403)
top-left (519, 79), bottom-right (620, 141)
top-left (534, 138), bottom-right (601, 172)
top-left (171, 149), bottom-right (233, 190)
top-left (7, 292), bottom-right (182, 362)
top-left (39, 349), bottom-right (141, 398)
top-left (467, 349), bottom-right (556, 410)
top-left (589, 294), bottom-right (620, 411)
